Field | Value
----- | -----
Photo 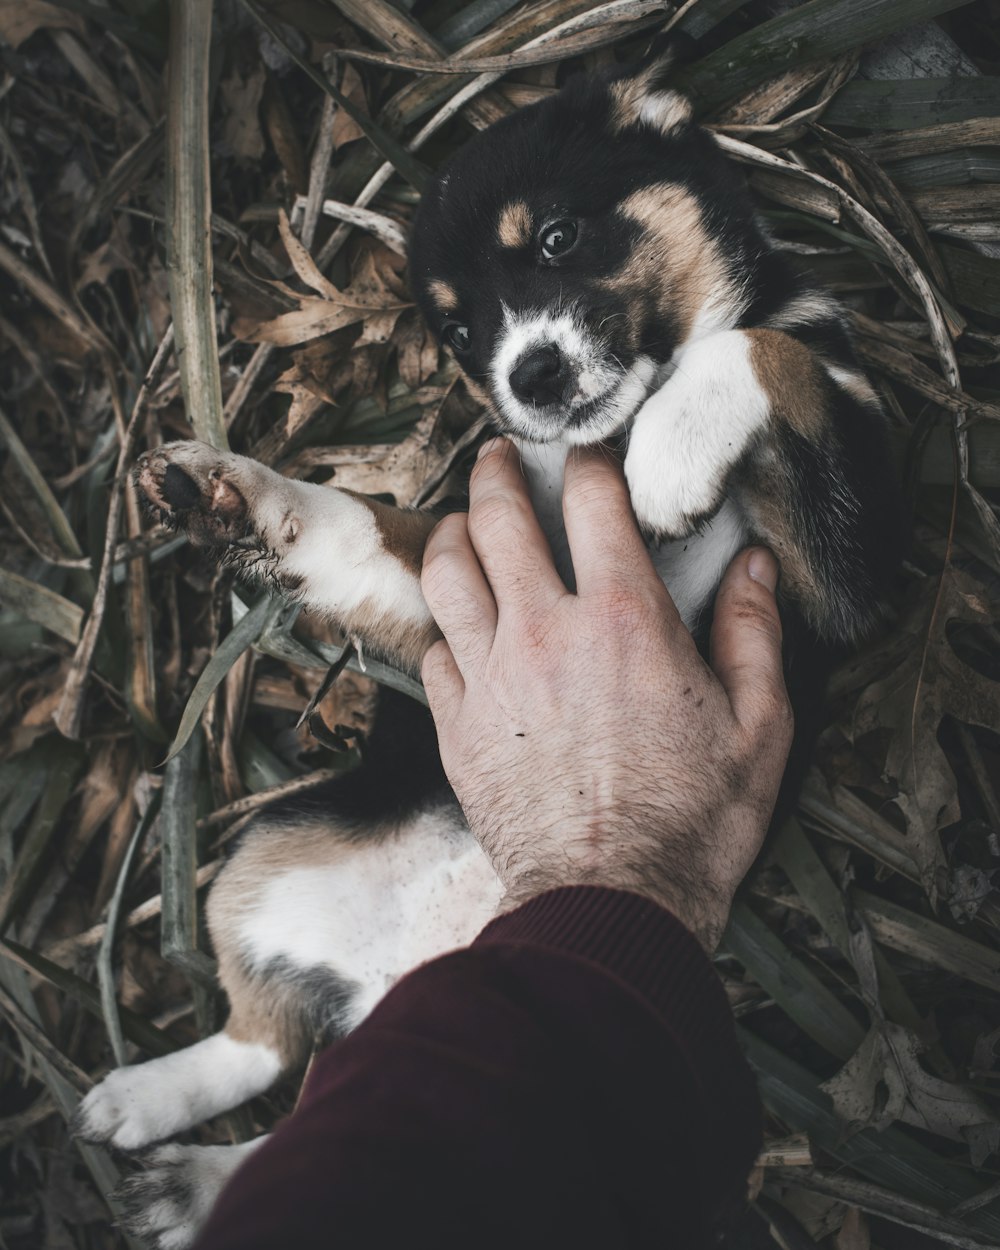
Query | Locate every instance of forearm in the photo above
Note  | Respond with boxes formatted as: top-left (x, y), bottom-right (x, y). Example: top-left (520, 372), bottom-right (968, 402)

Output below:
top-left (193, 887), bottom-right (761, 1250)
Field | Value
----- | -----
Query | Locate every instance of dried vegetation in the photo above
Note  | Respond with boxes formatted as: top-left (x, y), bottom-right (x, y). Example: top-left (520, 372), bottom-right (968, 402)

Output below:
top-left (0, 0), bottom-right (999, 1246)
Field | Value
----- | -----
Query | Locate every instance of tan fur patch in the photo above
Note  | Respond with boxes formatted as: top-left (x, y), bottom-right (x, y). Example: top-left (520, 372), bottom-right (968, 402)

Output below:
top-left (210, 824), bottom-right (356, 1065)
top-left (609, 65), bottom-right (656, 132)
top-left (497, 200), bottom-right (532, 249)
top-left (610, 69), bottom-right (692, 136)
top-left (745, 329), bottom-right (829, 442)
top-left (428, 279), bottom-right (458, 313)
top-left (611, 183), bottom-right (736, 342)
top-left (344, 596), bottom-right (440, 677)
top-left (344, 492), bottom-right (437, 578)
top-left (740, 478), bottom-right (824, 627)
top-left (737, 329), bottom-right (838, 625)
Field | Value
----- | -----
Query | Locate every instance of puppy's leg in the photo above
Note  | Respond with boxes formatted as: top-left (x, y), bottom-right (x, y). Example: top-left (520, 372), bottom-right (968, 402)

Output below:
top-left (623, 329), bottom-right (774, 538)
top-left (115, 1139), bottom-right (266, 1250)
top-left (135, 442), bottom-right (439, 674)
top-left (625, 328), bottom-right (898, 642)
top-left (73, 1030), bottom-right (283, 1151)
top-left (75, 873), bottom-right (316, 1152)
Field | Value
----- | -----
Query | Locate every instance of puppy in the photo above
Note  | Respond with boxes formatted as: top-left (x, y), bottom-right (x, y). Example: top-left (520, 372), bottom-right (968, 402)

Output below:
top-left (75, 52), bottom-right (903, 1248)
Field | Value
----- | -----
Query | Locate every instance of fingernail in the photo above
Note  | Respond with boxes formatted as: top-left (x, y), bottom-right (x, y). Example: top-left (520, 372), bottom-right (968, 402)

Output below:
top-left (477, 437), bottom-right (505, 461)
top-left (747, 548), bottom-right (779, 592)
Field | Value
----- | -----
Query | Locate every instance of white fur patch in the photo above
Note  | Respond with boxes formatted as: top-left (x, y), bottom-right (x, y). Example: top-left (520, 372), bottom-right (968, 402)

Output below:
top-left (491, 304), bottom-right (656, 444)
top-left (256, 478), bottom-right (430, 628)
top-left (686, 276), bottom-right (751, 344)
top-left (824, 363), bottom-right (881, 407)
top-left (764, 291), bottom-right (841, 330)
top-left (637, 90), bottom-right (693, 136)
top-left (649, 499), bottom-right (749, 628)
top-left (238, 806), bottom-right (503, 1028)
top-left (120, 1140), bottom-right (266, 1250)
top-left (76, 1034), bottom-right (281, 1150)
top-left (624, 330), bottom-right (771, 537)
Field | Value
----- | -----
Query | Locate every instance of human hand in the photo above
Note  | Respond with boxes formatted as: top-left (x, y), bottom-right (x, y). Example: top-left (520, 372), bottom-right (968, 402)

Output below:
top-left (420, 440), bottom-right (793, 951)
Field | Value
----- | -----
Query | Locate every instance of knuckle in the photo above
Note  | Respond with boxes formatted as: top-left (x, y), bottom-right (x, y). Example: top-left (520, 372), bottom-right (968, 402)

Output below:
top-left (468, 494), bottom-right (519, 545)
top-left (420, 546), bottom-right (458, 603)
top-left (562, 473), bottom-right (610, 519)
top-left (420, 639), bottom-right (450, 685)
top-left (591, 583), bottom-right (653, 632)
top-left (753, 686), bottom-right (794, 738)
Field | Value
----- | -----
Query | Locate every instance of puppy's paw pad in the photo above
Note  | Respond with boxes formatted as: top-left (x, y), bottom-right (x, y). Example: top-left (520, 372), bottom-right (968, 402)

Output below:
top-left (134, 442), bottom-right (250, 544)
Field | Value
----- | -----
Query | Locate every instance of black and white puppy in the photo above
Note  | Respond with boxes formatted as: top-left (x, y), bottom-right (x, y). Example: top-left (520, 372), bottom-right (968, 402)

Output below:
top-left (75, 53), bottom-right (904, 1248)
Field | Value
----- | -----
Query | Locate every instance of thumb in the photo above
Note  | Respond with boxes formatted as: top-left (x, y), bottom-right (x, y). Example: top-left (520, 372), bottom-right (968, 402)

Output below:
top-left (709, 548), bottom-right (792, 734)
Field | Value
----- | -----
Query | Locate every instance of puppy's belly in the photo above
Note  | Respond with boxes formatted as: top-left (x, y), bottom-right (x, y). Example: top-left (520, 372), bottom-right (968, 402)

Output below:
top-left (649, 497), bottom-right (748, 626)
top-left (235, 805), bottom-right (504, 1030)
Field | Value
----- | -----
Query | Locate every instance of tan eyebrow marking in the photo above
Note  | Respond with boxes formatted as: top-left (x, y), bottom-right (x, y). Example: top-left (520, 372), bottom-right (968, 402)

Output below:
top-left (497, 200), bottom-right (532, 249)
top-left (427, 279), bottom-right (458, 312)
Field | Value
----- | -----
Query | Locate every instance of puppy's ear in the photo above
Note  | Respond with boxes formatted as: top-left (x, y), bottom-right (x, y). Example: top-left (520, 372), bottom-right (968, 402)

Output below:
top-left (606, 41), bottom-right (694, 137)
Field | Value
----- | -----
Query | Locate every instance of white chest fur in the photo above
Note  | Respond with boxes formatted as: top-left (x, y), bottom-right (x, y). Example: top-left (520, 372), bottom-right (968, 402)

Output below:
top-left (516, 438), bottom-right (748, 630)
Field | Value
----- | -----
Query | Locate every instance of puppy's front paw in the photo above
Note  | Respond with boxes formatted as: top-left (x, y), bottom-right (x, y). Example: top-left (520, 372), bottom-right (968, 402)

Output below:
top-left (74, 1065), bottom-right (179, 1151)
top-left (624, 428), bottom-right (726, 540)
top-left (135, 442), bottom-right (251, 547)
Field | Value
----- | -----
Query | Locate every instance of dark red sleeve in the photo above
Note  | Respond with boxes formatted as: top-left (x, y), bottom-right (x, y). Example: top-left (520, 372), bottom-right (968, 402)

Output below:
top-left (194, 887), bottom-right (761, 1250)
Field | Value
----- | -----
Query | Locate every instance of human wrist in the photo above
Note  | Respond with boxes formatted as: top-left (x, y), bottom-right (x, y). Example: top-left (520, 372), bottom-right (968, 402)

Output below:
top-left (494, 860), bottom-right (734, 953)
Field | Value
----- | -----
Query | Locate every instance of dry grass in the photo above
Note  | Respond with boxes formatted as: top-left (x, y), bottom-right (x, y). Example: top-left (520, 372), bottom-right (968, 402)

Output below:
top-left (0, 1), bottom-right (999, 1246)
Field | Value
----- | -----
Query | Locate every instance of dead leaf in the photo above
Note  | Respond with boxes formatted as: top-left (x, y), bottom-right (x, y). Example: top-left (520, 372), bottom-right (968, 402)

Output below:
top-left (0, 0), bottom-right (83, 47)
top-left (220, 60), bottom-right (267, 162)
top-left (263, 73), bottom-right (309, 193)
top-left (834, 1206), bottom-right (870, 1250)
top-left (331, 63), bottom-right (367, 149)
top-left (237, 247), bottom-right (411, 346)
top-left (821, 1021), bottom-right (1000, 1163)
top-left (76, 216), bottom-right (133, 290)
top-left (850, 569), bottom-right (1000, 899)
top-left (394, 311), bottom-right (441, 389)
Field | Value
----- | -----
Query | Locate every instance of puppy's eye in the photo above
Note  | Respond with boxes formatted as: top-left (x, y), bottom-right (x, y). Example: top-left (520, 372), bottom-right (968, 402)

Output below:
top-left (444, 324), bottom-right (471, 352)
top-left (540, 220), bottom-right (578, 261)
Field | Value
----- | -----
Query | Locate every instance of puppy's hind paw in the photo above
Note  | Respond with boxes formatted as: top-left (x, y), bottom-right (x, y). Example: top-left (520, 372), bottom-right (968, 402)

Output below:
top-left (134, 442), bottom-right (251, 547)
top-left (114, 1143), bottom-right (259, 1250)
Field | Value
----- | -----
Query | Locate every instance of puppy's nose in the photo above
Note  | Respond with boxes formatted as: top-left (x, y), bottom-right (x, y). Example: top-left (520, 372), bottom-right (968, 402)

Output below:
top-left (509, 344), bottom-right (567, 405)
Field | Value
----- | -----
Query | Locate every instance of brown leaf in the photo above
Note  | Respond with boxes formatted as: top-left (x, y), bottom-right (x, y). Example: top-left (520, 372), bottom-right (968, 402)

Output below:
top-left (356, 308), bottom-right (405, 347)
top-left (220, 59), bottom-right (267, 163)
top-left (850, 569), bottom-right (1000, 898)
top-left (821, 1021), bottom-right (1000, 1163)
top-left (394, 311), bottom-right (440, 389)
top-left (278, 208), bottom-right (339, 300)
top-left (263, 73), bottom-right (309, 194)
top-left (331, 63), bottom-right (368, 149)
top-left (834, 1207), bottom-right (870, 1250)
top-left (75, 216), bottom-right (133, 290)
top-left (266, 335), bottom-right (359, 447)
top-left (238, 247), bottom-right (411, 346)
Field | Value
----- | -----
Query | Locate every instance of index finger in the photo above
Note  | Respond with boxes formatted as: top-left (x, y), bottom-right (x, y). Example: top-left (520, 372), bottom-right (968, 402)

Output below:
top-left (465, 438), bottom-right (567, 614)
top-left (562, 446), bottom-right (671, 605)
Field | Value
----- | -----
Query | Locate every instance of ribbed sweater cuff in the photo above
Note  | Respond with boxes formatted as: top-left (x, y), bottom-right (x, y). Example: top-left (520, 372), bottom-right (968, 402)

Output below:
top-left (474, 886), bottom-right (735, 1060)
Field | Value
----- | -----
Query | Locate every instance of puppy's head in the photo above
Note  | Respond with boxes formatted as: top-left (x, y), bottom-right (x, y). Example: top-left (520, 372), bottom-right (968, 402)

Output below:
top-left (410, 53), bottom-right (751, 445)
